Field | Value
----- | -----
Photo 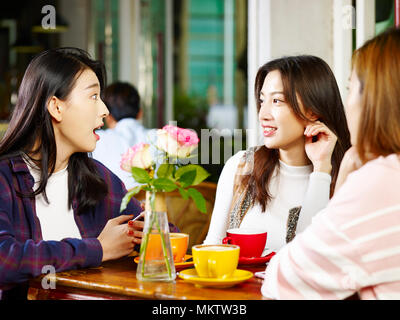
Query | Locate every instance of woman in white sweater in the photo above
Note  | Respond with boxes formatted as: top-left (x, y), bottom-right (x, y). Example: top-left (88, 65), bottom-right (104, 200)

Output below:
top-left (204, 55), bottom-right (351, 253)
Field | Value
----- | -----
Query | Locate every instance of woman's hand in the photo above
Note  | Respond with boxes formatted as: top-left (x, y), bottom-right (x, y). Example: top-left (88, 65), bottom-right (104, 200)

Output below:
top-left (128, 212), bottom-right (145, 245)
top-left (97, 212), bottom-right (144, 262)
top-left (334, 146), bottom-right (364, 194)
top-left (304, 121), bottom-right (337, 174)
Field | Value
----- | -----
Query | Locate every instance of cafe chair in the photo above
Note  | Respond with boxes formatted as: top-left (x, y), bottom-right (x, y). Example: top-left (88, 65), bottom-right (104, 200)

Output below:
top-left (134, 181), bottom-right (217, 250)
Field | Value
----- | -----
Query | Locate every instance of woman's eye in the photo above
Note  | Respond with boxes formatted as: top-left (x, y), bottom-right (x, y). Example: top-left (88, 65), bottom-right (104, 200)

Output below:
top-left (272, 98), bottom-right (280, 104)
top-left (91, 93), bottom-right (98, 100)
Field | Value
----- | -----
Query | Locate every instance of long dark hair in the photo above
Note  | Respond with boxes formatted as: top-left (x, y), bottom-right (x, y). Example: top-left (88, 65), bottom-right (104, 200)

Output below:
top-left (0, 47), bottom-right (108, 215)
top-left (243, 55), bottom-right (351, 212)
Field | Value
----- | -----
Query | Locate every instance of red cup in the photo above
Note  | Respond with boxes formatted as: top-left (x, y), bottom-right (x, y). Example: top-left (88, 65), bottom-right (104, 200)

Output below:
top-left (222, 228), bottom-right (267, 258)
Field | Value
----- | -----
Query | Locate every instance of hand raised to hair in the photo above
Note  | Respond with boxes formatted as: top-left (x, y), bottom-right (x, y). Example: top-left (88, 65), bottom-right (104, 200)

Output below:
top-left (304, 121), bottom-right (337, 174)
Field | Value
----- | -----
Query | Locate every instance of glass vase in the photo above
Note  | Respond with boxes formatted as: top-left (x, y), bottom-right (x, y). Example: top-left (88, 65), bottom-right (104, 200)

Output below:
top-left (136, 192), bottom-right (176, 282)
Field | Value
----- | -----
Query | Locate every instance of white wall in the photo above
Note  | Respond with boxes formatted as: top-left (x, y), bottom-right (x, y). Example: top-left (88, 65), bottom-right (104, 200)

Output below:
top-left (356, 0), bottom-right (376, 48)
top-left (118, 0), bottom-right (140, 87)
top-left (269, 0), bottom-right (334, 65)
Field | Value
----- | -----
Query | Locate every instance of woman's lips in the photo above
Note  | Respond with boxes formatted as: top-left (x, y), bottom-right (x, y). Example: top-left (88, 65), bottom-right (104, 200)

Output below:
top-left (93, 124), bottom-right (103, 141)
top-left (263, 127), bottom-right (277, 137)
top-left (93, 130), bottom-right (100, 141)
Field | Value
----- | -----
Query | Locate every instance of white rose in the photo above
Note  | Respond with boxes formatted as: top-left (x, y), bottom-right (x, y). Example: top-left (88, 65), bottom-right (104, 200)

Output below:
top-left (120, 143), bottom-right (153, 171)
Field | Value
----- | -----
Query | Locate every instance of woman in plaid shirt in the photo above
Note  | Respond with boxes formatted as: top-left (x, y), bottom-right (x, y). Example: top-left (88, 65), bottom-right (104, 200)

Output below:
top-left (0, 48), bottom-right (162, 300)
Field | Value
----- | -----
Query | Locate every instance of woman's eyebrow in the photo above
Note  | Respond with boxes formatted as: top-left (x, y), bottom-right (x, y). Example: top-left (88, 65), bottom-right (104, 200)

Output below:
top-left (85, 83), bottom-right (99, 90)
top-left (270, 91), bottom-right (284, 95)
top-left (260, 90), bottom-right (284, 96)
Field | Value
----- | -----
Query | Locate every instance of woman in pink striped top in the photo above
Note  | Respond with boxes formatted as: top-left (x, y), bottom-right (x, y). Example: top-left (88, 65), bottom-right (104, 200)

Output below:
top-left (261, 27), bottom-right (400, 300)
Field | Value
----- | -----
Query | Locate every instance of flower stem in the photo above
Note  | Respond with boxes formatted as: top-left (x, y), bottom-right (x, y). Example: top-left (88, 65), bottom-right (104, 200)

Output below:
top-left (139, 211), bottom-right (154, 279)
top-left (155, 214), bottom-right (172, 278)
top-left (140, 191), bottom-right (172, 279)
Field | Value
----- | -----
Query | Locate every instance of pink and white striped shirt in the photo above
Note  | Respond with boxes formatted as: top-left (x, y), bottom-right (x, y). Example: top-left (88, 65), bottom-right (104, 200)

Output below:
top-left (261, 154), bottom-right (400, 300)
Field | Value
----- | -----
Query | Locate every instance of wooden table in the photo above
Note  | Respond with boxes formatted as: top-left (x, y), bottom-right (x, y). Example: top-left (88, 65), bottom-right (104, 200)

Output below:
top-left (28, 256), bottom-right (268, 300)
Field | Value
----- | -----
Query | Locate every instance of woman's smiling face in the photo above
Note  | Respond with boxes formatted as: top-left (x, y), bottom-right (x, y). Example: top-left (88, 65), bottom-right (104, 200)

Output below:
top-left (258, 70), bottom-right (307, 151)
top-left (51, 68), bottom-right (109, 156)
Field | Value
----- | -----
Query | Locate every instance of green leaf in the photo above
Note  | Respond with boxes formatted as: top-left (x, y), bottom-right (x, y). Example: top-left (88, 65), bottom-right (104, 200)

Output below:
top-left (153, 178), bottom-right (177, 192)
top-left (187, 188), bottom-right (207, 214)
top-left (178, 187), bottom-right (189, 200)
top-left (131, 167), bottom-right (151, 184)
top-left (178, 170), bottom-right (196, 188)
top-left (157, 163), bottom-right (174, 179)
top-left (120, 185), bottom-right (143, 212)
top-left (175, 165), bottom-right (210, 186)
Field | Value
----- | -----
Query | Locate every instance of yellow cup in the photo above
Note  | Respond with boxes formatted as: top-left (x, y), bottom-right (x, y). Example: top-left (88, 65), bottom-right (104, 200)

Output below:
top-left (192, 244), bottom-right (240, 279)
top-left (145, 233), bottom-right (189, 263)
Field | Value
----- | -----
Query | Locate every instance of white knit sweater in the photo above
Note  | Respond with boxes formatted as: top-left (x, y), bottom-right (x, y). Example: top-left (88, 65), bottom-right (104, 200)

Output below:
top-left (203, 150), bottom-right (332, 252)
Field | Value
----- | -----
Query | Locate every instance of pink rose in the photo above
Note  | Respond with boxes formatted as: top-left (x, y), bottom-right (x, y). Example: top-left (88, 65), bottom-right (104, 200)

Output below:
top-left (120, 143), bottom-right (153, 171)
top-left (156, 125), bottom-right (199, 158)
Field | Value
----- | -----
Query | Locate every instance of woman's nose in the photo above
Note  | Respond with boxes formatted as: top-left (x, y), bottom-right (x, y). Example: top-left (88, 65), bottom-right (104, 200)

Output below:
top-left (259, 103), bottom-right (272, 121)
top-left (100, 99), bottom-right (109, 118)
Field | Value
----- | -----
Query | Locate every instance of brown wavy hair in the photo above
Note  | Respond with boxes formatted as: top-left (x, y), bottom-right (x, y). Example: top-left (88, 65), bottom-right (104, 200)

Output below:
top-left (241, 55), bottom-right (351, 212)
top-left (352, 27), bottom-right (400, 163)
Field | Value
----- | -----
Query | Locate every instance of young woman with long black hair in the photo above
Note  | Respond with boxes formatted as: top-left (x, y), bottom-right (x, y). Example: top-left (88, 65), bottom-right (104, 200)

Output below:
top-left (204, 55), bottom-right (351, 253)
top-left (0, 48), bottom-right (148, 300)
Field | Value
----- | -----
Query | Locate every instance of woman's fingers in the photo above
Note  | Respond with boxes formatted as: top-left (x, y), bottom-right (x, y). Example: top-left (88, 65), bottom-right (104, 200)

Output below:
top-left (111, 214), bottom-right (134, 226)
top-left (304, 124), bottom-right (320, 136)
top-left (305, 123), bottom-right (324, 136)
top-left (126, 222), bottom-right (144, 244)
top-left (304, 122), bottom-right (337, 141)
top-left (128, 219), bottom-right (144, 231)
top-left (132, 231), bottom-right (143, 244)
top-left (127, 227), bottom-right (142, 236)
top-left (121, 211), bottom-right (144, 248)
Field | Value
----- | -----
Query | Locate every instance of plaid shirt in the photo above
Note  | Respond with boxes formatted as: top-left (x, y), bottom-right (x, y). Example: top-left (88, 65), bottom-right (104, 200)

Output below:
top-left (0, 155), bottom-right (173, 298)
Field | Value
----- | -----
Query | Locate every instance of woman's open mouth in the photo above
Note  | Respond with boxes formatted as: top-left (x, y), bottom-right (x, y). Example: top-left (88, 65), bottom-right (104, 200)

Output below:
top-left (93, 129), bottom-right (100, 141)
top-left (93, 124), bottom-right (104, 141)
top-left (263, 126), bottom-right (277, 137)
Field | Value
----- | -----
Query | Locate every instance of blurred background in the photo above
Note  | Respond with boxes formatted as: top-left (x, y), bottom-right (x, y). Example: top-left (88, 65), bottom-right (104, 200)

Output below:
top-left (0, 0), bottom-right (397, 182)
